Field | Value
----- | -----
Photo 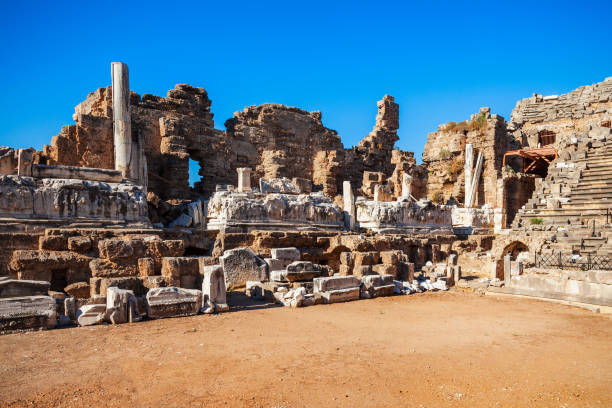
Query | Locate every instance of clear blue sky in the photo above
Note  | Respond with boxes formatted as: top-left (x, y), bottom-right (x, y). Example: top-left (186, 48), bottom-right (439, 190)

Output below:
top-left (1, 0), bottom-right (611, 169)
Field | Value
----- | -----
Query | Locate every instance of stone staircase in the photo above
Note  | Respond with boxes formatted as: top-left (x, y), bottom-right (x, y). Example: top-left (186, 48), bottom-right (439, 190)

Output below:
top-left (513, 135), bottom-right (612, 230)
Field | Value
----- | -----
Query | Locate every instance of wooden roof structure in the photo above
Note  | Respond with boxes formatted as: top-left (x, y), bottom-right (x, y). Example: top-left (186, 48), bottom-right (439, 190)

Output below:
top-left (503, 146), bottom-right (558, 174)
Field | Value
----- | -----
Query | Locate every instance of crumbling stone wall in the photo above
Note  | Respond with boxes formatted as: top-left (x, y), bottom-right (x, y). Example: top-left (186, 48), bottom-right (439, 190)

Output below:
top-left (422, 108), bottom-right (520, 206)
top-left (510, 77), bottom-right (612, 148)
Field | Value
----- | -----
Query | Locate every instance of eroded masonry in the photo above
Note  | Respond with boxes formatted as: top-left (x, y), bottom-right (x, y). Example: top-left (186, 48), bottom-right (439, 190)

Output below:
top-left (1, 62), bottom-right (611, 332)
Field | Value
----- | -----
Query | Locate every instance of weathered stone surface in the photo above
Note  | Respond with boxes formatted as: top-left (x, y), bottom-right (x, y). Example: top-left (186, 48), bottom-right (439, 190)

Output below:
top-left (146, 287), bottom-right (202, 319)
top-left (201, 265), bottom-right (228, 314)
top-left (0, 278), bottom-right (49, 298)
top-left (138, 257), bottom-right (156, 277)
top-left (313, 276), bottom-right (361, 293)
top-left (361, 274), bottom-right (395, 298)
top-left (283, 261), bottom-right (325, 282)
top-left (98, 239), bottom-right (135, 262)
top-left (259, 178), bottom-right (301, 194)
top-left (90, 259), bottom-right (139, 278)
top-left (68, 236), bottom-right (93, 253)
top-left (77, 303), bottom-right (106, 326)
top-left (39, 235), bottom-right (68, 251)
top-left (10, 250), bottom-right (92, 280)
top-left (206, 191), bottom-right (344, 231)
top-left (106, 287), bottom-right (141, 324)
top-left (0, 296), bottom-right (57, 332)
top-left (270, 247), bottom-right (300, 261)
top-left (319, 287), bottom-right (360, 304)
top-left (220, 248), bottom-right (269, 290)
top-left (64, 282), bottom-right (90, 299)
top-left (356, 199), bottom-right (453, 233)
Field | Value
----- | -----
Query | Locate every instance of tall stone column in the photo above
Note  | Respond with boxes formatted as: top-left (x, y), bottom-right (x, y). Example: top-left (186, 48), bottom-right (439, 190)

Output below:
top-left (464, 144), bottom-right (473, 207)
top-left (401, 173), bottom-right (413, 200)
top-left (343, 181), bottom-right (356, 231)
top-left (112, 62), bottom-right (135, 181)
top-left (237, 168), bottom-right (252, 192)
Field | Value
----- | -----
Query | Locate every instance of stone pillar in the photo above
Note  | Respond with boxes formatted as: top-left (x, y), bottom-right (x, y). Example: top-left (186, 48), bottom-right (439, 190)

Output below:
top-left (343, 181), bottom-right (356, 231)
top-left (401, 173), bottom-right (413, 200)
top-left (503, 254), bottom-right (512, 285)
top-left (111, 62), bottom-right (135, 181)
top-left (237, 168), bottom-right (252, 192)
top-left (464, 144), bottom-right (473, 207)
top-left (17, 149), bottom-right (33, 177)
top-left (374, 184), bottom-right (382, 202)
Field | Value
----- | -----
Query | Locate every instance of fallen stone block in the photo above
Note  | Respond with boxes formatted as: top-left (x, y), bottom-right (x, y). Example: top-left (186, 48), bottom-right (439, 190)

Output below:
top-left (77, 304), bottom-right (107, 326)
top-left (265, 258), bottom-right (289, 271)
top-left (284, 261), bottom-right (324, 282)
top-left (0, 278), bottom-right (50, 298)
top-left (319, 287), bottom-right (360, 304)
top-left (0, 296), bottom-right (57, 332)
top-left (64, 282), bottom-right (90, 299)
top-left (361, 274), bottom-right (395, 298)
top-left (106, 287), bottom-right (141, 324)
top-left (221, 248), bottom-right (269, 290)
top-left (201, 265), bottom-right (228, 314)
top-left (270, 247), bottom-right (300, 261)
top-left (146, 287), bottom-right (202, 319)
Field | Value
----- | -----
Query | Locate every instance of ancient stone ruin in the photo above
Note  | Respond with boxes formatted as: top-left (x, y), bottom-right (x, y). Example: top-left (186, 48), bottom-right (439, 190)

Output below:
top-left (1, 63), bottom-right (611, 333)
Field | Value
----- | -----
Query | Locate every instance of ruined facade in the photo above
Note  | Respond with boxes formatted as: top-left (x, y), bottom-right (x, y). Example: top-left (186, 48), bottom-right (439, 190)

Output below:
top-left (0, 63), bottom-right (611, 334)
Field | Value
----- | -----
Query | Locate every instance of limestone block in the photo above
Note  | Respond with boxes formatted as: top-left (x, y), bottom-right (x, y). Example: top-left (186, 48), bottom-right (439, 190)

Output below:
top-left (201, 265), bottom-right (228, 314)
top-left (64, 282), bottom-right (90, 299)
top-left (361, 274), bottom-right (395, 298)
top-left (339, 265), bottom-right (353, 276)
top-left (98, 239), bottom-right (135, 262)
top-left (146, 287), bottom-right (202, 319)
top-left (372, 264), bottom-right (398, 278)
top-left (279, 261), bottom-right (325, 282)
top-left (90, 259), bottom-right (138, 278)
top-left (138, 258), bottom-right (156, 277)
top-left (161, 257), bottom-right (199, 279)
top-left (39, 235), bottom-right (68, 251)
top-left (265, 258), bottom-right (289, 271)
top-left (106, 287), bottom-right (141, 324)
top-left (91, 276), bottom-right (147, 297)
top-left (313, 276), bottom-right (361, 293)
top-left (220, 248), bottom-right (269, 290)
top-left (319, 287), bottom-right (360, 304)
top-left (76, 304), bottom-right (107, 327)
top-left (270, 247), bottom-right (300, 261)
top-left (339, 251), bottom-right (355, 267)
top-left (353, 265), bottom-right (373, 277)
top-left (0, 296), bottom-right (57, 332)
top-left (0, 278), bottom-right (49, 298)
top-left (448, 254), bottom-right (458, 266)
top-left (379, 250), bottom-right (402, 265)
top-left (259, 177), bottom-right (300, 194)
top-left (68, 236), bottom-right (93, 253)
top-left (354, 252), bottom-right (380, 266)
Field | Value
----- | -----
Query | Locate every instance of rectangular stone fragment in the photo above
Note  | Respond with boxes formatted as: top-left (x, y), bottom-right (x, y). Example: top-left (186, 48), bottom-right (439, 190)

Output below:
top-left (0, 296), bottom-right (57, 332)
top-left (221, 248), bottom-right (269, 290)
top-left (146, 287), bottom-right (202, 319)
top-left (270, 247), bottom-right (301, 261)
top-left (320, 287), bottom-right (360, 304)
top-left (313, 276), bottom-right (361, 293)
top-left (0, 278), bottom-right (50, 298)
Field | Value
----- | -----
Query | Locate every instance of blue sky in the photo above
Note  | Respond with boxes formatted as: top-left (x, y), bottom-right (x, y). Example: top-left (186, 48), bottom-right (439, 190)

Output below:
top-left (1, 0), bottom-right (611, 179)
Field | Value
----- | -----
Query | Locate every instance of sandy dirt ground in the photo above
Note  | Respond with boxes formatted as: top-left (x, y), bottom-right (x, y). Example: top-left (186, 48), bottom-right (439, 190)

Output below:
top-left (0, 291), bottom-right (611, 408)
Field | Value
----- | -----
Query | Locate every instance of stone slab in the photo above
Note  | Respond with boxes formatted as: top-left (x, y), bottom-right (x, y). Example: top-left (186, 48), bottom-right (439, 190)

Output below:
top-left (313, 276), bottom-right (361, 293)
top-left (0, 296), bottom-right (57, 332)
top-left (146, 287), bottom-right (202, 319)
top-left (320, 287), bottom-right (360, 304)
top-left (0, 278), bottom-right (50, 298)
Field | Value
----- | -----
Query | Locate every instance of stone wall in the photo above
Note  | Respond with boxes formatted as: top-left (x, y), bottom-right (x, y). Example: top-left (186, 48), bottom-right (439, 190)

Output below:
top-left (510, 77), bottom-right (612, 148)
top-left (422, 108), bottom-right (520, 207)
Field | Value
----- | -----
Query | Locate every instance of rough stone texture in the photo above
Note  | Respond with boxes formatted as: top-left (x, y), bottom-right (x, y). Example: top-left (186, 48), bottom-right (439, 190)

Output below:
top-left (422, 108), bottom-right (520, 206)
top-left (220, 248), bottom-right (269, 290)
top-left (0, 176), bottom-right (148, 223)
top-left (106, 286), bottom-right (141, 324)
top-left (200, 264), bottom-right (228, 313)
top-left (206, 191), bottom-right (344, 231)
top-left (146, 287), bottom-right (202, 319)
top-left (64, 282), bottom-right (90, 299)
top-left (76, 303), bottom-right (106, 326)
top-left (0, 278), bottom-right (49, 298)
top-left (356, 199), bottom-right (453, 233)
top-left (270, 247), bottom-right (300, 261)
top-left (360, 274), bottom-right (395, 298)
top-left (0, 296), bottom-right (57, 332)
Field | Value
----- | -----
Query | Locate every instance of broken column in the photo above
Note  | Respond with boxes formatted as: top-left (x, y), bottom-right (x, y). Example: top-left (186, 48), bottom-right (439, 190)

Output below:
top-left (401, 173), bottom-right (413, 200)
top-left (237, 167), bottom-right (252, 192)
top-left (112, 62), bottom-right (137, 182)
top-left (464, 144), bottom-right (473, 206)
top-left (343, 181), bottom-right (356, 230)
top-left (466, 151), bottom-right (484, 207)
top-left (201, 264), bottom-right (229, 314)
